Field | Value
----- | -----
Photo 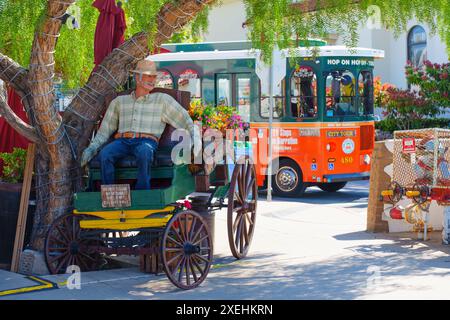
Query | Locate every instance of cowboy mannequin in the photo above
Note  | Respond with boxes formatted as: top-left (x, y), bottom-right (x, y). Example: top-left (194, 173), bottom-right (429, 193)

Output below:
top-left (81, 59), bottom-right (201, 190)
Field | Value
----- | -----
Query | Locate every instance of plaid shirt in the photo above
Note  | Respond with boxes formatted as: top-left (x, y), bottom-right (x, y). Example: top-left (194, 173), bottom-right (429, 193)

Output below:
top-left (82, 92), bottom-right (200, 163)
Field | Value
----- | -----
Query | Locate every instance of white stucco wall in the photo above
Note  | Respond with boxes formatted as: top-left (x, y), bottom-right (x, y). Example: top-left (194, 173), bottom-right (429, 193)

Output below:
top-left (335, 21), bottom-right (449, 88)
top-left (202, 0), bottom-right (247, 42)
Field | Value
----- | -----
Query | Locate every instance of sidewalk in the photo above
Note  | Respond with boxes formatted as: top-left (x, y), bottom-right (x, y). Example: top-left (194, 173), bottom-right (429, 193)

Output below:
top-left (1, 182), bottom-right (450, 300)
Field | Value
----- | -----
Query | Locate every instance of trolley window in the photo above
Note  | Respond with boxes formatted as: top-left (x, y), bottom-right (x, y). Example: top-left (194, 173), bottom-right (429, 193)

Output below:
top-left (260, 79), bottom-right (285, 119)
top-left (178, 69), bottom-right (201, 99)
top-left (237, 75), bottom-right (251, 123)
top-left (156, 70), bottom-right (174, 89)
top-left (358, 71), bottom-right (374, 116)
top-left (290, 66), bottom-right (318, 119)
top-left (325, 70), bottom-right (356, 117)
top-left (216, 74), bottom-right (232, 106)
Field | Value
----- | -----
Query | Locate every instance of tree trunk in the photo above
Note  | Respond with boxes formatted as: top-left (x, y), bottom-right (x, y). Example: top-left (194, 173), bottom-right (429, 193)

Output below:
top-left (26, 0), bottom-right (77, 251)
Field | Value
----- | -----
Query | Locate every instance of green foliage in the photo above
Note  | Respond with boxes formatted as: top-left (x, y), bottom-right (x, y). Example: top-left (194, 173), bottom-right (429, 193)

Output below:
top-left (376, 62), bottom-right (450, 133)
top-left (0, 0), bottom-right (47, 67)
top-left (0, 147), bottom-right (27, 183)
top-left (0, 0), bottom-right (209, 89)
top-left (169, 5), bottom-right (210, 44)
top-left (376, 117), bottom-right (450, 132)
top-left (243, 0), bottom-right (450, 63)
top-left (406, 61), bottom-right (450, 108)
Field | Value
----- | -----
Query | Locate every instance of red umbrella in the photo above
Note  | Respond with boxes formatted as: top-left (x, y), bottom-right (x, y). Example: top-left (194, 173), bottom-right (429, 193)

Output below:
top-left (112, 3), bottom-right (127, 49)
top-left (0, 87), bottom-right (30, 174)
top-left (93, 0), bottom-right (120, 66)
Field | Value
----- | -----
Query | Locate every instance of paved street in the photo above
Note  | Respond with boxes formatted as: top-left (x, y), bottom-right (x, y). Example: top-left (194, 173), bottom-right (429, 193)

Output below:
top-left (2, 180), bottom-right (450, 300)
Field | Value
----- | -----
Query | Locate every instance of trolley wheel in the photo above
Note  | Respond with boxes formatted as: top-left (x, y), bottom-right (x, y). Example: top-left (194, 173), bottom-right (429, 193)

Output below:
top-left (228, 156), bottom-right (257, 259)
top-left (45, 214), bottom-right (102, 274)
top-left (272, 159), bottom-right (306, 197)
top-left (318, 182), bottom-right (347, 193)
top-left (161, 210), bottom-right (213, 290)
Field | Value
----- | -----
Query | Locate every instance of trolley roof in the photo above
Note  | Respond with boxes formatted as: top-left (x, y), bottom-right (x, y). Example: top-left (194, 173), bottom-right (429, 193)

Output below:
top-left (149, 46), bottom-right (385, 62)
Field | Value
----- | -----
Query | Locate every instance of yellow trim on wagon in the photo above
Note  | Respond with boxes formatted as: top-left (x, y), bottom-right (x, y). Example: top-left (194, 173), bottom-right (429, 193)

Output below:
top-left (79, 216), bottom-right (173, 230)
top-left (73, 206), bottom-right (176, 220)
top-left (381, 190), bottom-right (394, 197)
top-left (406, 191), bottom-right (421, 198)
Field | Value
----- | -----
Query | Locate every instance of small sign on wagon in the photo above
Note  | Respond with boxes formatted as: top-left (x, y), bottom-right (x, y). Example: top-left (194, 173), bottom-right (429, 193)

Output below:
top-left (402, 138), bottom-right (416, 153)
top-left (101, 184), bottom-right (131, 208)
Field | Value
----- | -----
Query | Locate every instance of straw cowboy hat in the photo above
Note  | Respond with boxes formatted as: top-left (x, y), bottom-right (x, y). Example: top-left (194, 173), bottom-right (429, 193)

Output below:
top-left (130, 59), bottom-right (158, 76)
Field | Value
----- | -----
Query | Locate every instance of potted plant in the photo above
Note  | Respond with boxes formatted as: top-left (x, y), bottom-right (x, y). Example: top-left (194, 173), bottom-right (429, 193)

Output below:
top-left (0, 147), bottom-right (34, 268)
top-left (187, 101), bottom-right (249, 178)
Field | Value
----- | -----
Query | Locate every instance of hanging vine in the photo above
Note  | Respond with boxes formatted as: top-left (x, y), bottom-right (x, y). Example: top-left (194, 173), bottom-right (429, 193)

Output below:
top-left (243, 0), bottom-right (449, 62)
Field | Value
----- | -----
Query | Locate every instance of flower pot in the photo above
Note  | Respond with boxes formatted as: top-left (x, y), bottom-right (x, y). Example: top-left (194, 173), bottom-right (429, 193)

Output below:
top-left (0, 182), bottom-right (35, 266)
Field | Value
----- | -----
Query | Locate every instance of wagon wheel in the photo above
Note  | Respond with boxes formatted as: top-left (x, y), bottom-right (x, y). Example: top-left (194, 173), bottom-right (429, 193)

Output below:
top-left (227, 155), bottom-right (257, 259)
top-left (45, 214), bottom-right (102, 274)
top-left (161, 210), bottom-right (213, 290)
top-left (411, 183), bottom-right (430, 205)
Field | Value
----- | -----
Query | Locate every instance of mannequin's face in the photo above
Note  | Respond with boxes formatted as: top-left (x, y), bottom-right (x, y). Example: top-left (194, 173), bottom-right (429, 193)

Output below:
top-left (135, 73), bottom-right (157, 92)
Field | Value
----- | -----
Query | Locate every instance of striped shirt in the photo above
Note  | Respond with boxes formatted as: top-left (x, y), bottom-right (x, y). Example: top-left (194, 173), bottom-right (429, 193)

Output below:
top-left (82, 91), bottom-right (200, 163)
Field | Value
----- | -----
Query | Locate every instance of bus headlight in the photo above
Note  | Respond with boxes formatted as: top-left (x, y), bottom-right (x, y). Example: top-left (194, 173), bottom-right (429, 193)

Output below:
top-left (364, 154), bottom-right (371, 165)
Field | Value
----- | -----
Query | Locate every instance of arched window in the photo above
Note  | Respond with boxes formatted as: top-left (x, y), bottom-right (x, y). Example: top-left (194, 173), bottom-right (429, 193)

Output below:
top-left (358, 71), bottom-right (374, 116)
top-left (290, 66), bottom-right (318, 119)
top-left (178, 69), bottom-right (201, 99)
top-left (408, 26), bottom-right (427, 68)
top-left (156, 70), bottom-right (173, 89)
top-left (325, 70), bottom-right (356, 117)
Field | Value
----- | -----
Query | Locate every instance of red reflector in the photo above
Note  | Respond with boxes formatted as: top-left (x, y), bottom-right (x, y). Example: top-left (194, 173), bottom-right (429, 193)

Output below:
top-left (360, 125), bottom-right (374, 151)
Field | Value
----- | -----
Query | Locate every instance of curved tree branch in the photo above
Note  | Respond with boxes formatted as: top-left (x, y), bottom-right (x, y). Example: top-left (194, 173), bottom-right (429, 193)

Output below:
top-left (0, 87), bottom-right (39, 143)
top-left (0, 52), bottom-right (28, 90)
top-left (26, 0), bottom-right (78, 231)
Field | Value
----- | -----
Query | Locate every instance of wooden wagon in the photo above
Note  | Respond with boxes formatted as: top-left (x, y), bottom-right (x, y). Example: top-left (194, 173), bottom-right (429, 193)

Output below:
top-left (44, 89), bottom-right (258, 290)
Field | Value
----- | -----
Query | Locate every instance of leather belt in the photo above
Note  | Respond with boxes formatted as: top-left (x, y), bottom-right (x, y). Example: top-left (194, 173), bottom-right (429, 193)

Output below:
top-left (114, 132), bottom-right (159, 142)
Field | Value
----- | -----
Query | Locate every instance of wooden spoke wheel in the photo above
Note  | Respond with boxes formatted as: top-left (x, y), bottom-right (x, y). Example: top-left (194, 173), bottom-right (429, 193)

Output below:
top-left (161, 210), bottom-right (213, 290)
top-left (227, 155), bottom-right (257, 259)
top-left (45, 214), bottom-right (102, 274)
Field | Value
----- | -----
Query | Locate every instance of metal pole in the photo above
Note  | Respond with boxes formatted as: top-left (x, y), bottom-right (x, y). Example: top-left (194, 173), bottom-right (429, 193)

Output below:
top-left (267, 57), bottom-right (274, 202)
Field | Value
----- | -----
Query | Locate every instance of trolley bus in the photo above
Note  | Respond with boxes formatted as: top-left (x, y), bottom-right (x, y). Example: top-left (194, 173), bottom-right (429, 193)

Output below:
top-left (151, 41), bottom-right (385, 197)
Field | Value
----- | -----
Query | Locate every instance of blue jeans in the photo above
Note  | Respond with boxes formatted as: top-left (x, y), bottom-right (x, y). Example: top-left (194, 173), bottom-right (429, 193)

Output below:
top-left (99, 138), bottom-right (158, 190)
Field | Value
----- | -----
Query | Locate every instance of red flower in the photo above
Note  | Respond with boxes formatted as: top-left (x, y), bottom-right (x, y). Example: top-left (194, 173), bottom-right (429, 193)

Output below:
top-left (424, 60), bottom-right (433, 68)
